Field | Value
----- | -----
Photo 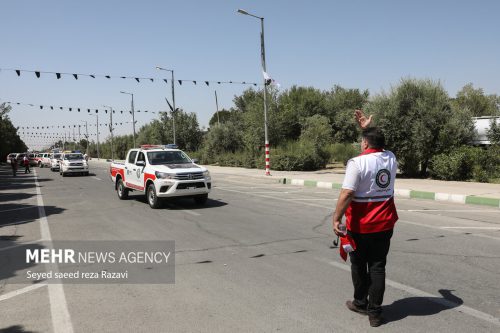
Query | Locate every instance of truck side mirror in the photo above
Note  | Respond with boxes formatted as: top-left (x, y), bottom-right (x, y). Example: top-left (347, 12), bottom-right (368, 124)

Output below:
top-left (192, 158), bottom-right (199, 164)
top-left (136, 160), bottom-right (146, 167)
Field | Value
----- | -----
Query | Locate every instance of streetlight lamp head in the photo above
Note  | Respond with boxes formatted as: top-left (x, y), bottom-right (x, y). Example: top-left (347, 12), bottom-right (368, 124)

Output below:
top-left (156, 66), bottom-right (163, 70)
top-left (237, 9), bottom-right (249, 15)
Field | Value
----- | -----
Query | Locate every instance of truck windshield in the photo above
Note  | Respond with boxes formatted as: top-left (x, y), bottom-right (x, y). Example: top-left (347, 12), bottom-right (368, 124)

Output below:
top-left (147, 151), bottom-right (192, 165)
top-left (53, 154), bottom-right (61, 159)
top-left (64, 154), bottom-right (83, 160)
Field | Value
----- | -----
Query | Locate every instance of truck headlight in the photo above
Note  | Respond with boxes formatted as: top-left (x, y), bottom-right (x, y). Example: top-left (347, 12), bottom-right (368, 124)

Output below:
top-left (155, 171), bottom-right (174, 179)
top-left (203, 170), bottom-right (211, 180)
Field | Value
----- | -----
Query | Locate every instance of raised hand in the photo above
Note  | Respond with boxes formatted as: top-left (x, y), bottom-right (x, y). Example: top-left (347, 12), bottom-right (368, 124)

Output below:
top-left (354, 109), bottom-right (373, 129)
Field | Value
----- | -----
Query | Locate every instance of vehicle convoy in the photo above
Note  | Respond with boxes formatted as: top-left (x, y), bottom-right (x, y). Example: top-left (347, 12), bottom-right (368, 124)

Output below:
top-left (59, 152), bottom-right (89, 176)
top-left (40, 153), bottom-right (52, 168)
top-left (50, 153), bottom-right (62, 171)
top-left (110, 145), bottom-right (211, 208)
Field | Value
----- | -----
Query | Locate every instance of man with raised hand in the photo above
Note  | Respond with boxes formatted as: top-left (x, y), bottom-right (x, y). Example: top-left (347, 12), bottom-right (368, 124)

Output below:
top-left (333, 110), bottom-right (398, 327)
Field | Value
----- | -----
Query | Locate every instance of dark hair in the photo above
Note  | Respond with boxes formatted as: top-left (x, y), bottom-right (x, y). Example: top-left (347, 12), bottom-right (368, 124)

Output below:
top-left (362, 127), bottom-right (385, 149)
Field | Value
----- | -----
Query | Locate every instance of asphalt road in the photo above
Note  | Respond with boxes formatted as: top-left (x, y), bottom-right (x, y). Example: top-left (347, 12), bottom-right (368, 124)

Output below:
top-left (0, 162), bottom-right (499, 333)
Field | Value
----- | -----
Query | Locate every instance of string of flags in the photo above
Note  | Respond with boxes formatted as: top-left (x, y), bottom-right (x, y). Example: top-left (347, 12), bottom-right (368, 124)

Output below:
top-left (0, 67), bottom-right (260, 86)
top-left (4, 101), bottom-right (157, 114)
top-left (18, 122), bottom-right (127, 130)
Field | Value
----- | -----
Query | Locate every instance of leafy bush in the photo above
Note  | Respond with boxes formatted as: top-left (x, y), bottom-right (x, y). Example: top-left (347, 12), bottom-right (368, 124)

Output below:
top-left (429, 146), bottom-right (478, 181)
top-left (429, 146), bottom-right (500, 182)
top-left (472, 145), bottom-right (500, 182)
top-left (325, 143), bottom-right (360, 165)
top-left (272, 139), bottom-right (328, 171)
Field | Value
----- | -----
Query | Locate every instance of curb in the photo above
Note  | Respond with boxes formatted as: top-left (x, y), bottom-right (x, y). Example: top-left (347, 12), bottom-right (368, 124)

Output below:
top-left (279, 178), bottom-right (500, 208)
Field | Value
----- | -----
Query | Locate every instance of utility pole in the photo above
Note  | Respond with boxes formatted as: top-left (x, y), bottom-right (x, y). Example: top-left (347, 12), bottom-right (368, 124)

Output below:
top-left (156, 67), bottom-right (176, 144)
top-left (215, 90), bottom-right (220, 125)
top-left (103, 105), bottom-right (115, 160)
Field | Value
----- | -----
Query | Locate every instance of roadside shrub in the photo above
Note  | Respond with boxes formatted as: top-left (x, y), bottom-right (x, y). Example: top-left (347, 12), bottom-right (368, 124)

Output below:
top-left (472, 145), bottom-right (500, 182)
top-left (430, 146), bottom-right (482, 181)
top-left (325, 143), bottom-right (360, 165)
top-left (272, 140), bottom-right (328, 171)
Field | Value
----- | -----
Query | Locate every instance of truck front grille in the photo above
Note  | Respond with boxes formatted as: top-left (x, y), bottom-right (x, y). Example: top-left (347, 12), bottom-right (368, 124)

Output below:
top-left (174, 172), bottom-right (204, 180)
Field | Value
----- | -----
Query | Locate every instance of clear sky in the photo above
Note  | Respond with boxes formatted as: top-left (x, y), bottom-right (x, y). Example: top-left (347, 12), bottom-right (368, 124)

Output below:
top-left (1, 0), bottom-right (499, 149)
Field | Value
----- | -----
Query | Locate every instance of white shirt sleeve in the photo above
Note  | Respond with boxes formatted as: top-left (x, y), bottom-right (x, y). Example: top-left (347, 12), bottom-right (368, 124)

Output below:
top-left (342, 159), bottom-right (360, 191)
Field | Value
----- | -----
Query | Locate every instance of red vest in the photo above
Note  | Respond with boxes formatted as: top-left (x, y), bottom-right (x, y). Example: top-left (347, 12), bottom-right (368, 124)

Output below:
top-left (345, 148), bottom-right (398, 233)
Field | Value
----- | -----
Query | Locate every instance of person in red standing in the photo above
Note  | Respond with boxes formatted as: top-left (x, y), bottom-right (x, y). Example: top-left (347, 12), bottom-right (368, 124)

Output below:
top-left (23, 155), bottom-right (31, 174)
top-left (333, 110), bottom-right (398, 327)
top-left (10, 155), bottom-right (18, 176)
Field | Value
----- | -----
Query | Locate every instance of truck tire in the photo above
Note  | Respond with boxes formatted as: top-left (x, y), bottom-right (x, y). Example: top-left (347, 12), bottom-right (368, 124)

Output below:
top-left (147, 184), bottom-right (161, 209)
top-left (117, 179), bottom-right (129, 200)
top-left (194, 194), bottom-right (208, 205)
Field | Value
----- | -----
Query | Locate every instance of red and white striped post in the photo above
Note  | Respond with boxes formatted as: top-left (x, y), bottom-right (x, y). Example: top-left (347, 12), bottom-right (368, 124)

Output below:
top-left (237, 9), bottom-right (271, 176)
top-left (265, 141), bottom-right (270, 175)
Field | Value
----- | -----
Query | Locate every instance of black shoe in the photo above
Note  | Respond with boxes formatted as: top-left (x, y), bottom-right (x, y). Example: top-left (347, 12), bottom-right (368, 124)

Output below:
top-left (346, 300), bottom-right (367, 315)
top-left (368, 314), bottom-right (384, 327)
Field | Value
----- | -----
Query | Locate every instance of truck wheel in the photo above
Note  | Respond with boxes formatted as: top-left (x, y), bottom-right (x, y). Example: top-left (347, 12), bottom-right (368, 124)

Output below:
top-left (194, 194), bottom-right (208, 205)
top-left (147, 184), bottom-right (161, 209)
top-left (117, 179), bottom-right (129, 200)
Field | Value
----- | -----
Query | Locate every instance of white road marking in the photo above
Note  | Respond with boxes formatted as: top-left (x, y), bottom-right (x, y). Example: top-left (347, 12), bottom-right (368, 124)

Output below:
top-left (217, 187), bottom-right (333, 210)
top-left (440, 227), bottom-right (500, 230)
top-left (0, 206), bottom-right (37, 213)
top-left (179, 210), bottom-right (201, 216)
top-left (398, 220), bottom-right (500, 241)
top-left (287, 198), bottom-right (337, 201)
top-left (405, 209), bottom-right (499, 213)
top-left (0, 283), bottom-right (48, 302)
top-left (319, 258), bottom-right (500, 327)
top-left (34, 169), bottom-right (74, 333)
top-left (92, 177), bottom-right (102, 181)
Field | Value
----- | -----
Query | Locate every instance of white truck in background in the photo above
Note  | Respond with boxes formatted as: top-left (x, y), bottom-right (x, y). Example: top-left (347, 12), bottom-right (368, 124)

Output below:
top-left (110, 145), bottom-right (211, 209)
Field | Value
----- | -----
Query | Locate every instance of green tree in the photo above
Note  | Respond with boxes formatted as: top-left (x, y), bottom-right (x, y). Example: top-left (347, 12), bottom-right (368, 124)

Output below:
top-left (0, 103), bottom-right (27, 159)
top-left (299, 114), bottom-right (332, 148)
top-left (324, 85), bottom-right (369, 143)
top-left (158, 110), bottom-right (203, 151)
top-left (365, 78), bottom-right (475, 177)
top-left (454, 83), bottom-right (499, 117)
top-left (202, 121), bottom-right (244, 156)
top-left (208, 109), bottom-right (239, 127)
top-left (487, 118), bottom-right (500, 145)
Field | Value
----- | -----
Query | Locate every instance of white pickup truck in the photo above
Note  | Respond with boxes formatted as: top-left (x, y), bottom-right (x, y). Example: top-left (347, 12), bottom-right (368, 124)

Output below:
top-left (110, 145), bottom-right (211, 208)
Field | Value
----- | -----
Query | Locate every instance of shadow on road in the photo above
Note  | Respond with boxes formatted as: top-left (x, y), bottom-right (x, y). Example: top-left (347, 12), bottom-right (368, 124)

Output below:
top-left (383, 289), bottom-right (463, 324)
top-left (126, 193), bottom-right (228, 210)
top-left (0, 192), bottom-right (37, 202)
top-left (0, 325), bottom-right (38, 333)
top-left (0, 238), bottom-right (45, 284)
top-left (0, 203), bottom-right (65, 228)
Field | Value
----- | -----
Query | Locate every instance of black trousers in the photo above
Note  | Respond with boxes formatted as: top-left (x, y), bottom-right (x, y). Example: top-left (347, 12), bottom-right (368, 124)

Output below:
top-left (348, 229), bottom-right (393, 315)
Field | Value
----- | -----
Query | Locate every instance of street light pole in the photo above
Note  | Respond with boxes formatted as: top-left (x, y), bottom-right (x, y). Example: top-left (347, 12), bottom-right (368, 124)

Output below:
top-left (237, 9), bottom-right (271, 175)
top-left (156, 66), bottom-right (176, 145)
top-left (89, 114), bottom-right (99, 159)
top-left (120, 91), bottom-right (136, 148)
top-left (103, 105), bottom-right (115, 160)
top-left (81, 121), bottom-right (89, 156)
top-left (215, 90), bottom-right (220, 125)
